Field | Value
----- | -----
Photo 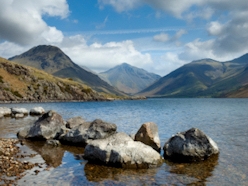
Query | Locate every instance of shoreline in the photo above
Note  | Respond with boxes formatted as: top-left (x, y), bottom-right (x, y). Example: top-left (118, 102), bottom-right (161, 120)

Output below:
top-left (0, 138), bottom-right (44, 185)
top-left (0, 96), bottom-right (146, 104)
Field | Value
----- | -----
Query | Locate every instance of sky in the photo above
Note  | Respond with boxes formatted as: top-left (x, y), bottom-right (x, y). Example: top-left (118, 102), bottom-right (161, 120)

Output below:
top-left (0, 0), bottom-right (248, 76)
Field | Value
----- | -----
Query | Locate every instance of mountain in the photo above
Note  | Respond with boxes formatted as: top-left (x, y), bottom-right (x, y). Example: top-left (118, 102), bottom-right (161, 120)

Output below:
top-left (9, 45), bottom-right (125, 96)
top-left (138, 54), bottom-right (248, 97)
top-left (99, 63), bottom-right (161, 94)
top-left (0, 57), bottom-right (106, 102)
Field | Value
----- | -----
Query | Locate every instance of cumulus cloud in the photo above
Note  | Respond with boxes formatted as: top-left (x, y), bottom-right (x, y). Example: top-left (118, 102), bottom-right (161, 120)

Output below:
top-left (0, 0), bottom-right (69, 45)
top-left (60, 36), bottom-right (153, 72)
top-left (207, 21), bottom-right (223, 36)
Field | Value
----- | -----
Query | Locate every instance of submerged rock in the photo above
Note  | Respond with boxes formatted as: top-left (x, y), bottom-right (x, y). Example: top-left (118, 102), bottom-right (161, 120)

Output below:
top-left (17, 110), bottom-right (65, 140)
top-left (30, 107), bottom-right (45, 115)
top-left (60, 119), bottom-right (117, 146)
top-left (163, 128), bottom-right (219, 162)
top-left (135, 122), bottom-right (161, 152)
top-left (83, 132), bottom-right (163, 169)
top-left (46, 139), bottom-right (61, 147)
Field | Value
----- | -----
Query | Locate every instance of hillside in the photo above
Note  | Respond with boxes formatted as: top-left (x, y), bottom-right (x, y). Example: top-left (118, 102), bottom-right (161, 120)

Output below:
top-left (9, 45), bottom-right (125, 96)
top-left (99, 63), bottom-right (161, 94)
top-left (138, 54), bottom-right (248, 97)
top-left (0, 57), bottom-right (106, 102)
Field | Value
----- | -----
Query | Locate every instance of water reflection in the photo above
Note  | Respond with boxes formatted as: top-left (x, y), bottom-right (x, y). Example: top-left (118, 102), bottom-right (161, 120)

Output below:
top-left (165, 154), bottom-right (219, 185)
top-left (84, 163), bottom-right (159, 185)
top-left (23, 140), bottom-right (65, 168)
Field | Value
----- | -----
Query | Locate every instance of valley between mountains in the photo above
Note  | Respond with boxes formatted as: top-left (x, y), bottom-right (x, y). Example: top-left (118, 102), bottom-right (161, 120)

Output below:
top-left (0, 45), bottom-right (247, 101)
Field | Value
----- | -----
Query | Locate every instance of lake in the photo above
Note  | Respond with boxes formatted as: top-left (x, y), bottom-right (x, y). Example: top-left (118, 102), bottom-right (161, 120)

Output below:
top-left (0, 98), bottom-right (248, 185)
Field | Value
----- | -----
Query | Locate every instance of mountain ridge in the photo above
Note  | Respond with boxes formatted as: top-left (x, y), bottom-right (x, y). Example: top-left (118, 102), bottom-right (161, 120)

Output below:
top-left (138, 53), bottom-right (248, 97)
top-left (0, 57), bottom-right (107, 102)
top-left (99, 63), bottom-right (161, 94)
top-left (9, 45), bottom-right (125, 96)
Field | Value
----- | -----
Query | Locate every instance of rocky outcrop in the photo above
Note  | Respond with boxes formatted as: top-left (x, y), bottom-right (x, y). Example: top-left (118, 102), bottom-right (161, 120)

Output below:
top-left (17, 110), bottom-right (65, 140)
top-left (135, 122), bottom-right (161, 152)
top-left (66, 116), bottom-right (85, 129)
top-left (30, 107), bottom-right (45, 115)
top-left (83, 132), bottom-right (163, 169)
top-left (60, 119), bottom-right (117, 146)
top-left (163, 128), bottom-right (219, 162)
top-left (0, 57), bottom-right (107, 103)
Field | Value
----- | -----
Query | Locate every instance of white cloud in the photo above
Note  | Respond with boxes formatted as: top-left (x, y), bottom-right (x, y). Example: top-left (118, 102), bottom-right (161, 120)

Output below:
top-left (0, 42), bottom-right (30, 59)
top-left (0, 0), bottom-right (69, 45)
top-left (207, 21), bottom-right (223, 36)
top-left (98, 0), bottom-right (141, 12)
top-left (150, 52), bottom-right (187, 76)
top-left (153, 29), bottom-right (186, 44)
top-left (153, 33), bottom-right (169, 42)
top-left (60, 36), bottom-right (153, 73)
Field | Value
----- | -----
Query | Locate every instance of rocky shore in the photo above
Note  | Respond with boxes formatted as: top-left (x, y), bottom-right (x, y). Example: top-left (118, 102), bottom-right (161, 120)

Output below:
top-left (0, 138), bottom-right (41, 185)
top-left (0, 106), bottom-right (220, 184)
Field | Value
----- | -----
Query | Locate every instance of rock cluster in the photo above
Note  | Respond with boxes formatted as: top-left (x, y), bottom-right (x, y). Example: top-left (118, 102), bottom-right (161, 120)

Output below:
top-left (0, 106), bottom-right (45, 118)
top-left (0, 139), bottom-right (38, 185)
top-left (15, 108), bottom-right (219, 170)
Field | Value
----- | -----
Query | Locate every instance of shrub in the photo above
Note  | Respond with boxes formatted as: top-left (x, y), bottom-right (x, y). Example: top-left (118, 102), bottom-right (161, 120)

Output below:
top-left (0, 75), bottom-right (3, 83)
top-left (11, 89), bottom-right (23, 98)
top-left (82, 87), bottom-right (92, 94)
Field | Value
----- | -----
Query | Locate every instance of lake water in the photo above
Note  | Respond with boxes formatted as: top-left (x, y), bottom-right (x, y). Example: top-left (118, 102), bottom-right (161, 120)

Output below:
top-left (0, 98), bottom-right (248, 185)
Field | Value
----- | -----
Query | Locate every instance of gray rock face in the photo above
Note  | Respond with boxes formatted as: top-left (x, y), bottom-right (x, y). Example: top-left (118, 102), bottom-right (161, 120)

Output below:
top-left (135, 122), bottom-right (161, 152)
top-left (18, 110), bottom-right (65, 140)
top-left (30, 107), bottom-right (45, 115)
top-left (66, 116), bottom-right (85, 129)
top-left (0, 107), bottom-right (11, 117)
top-left (163, 128), bottom-right (219, 162)
top-left (60, 119), bottom-right (117, 146)
top-left (83, 132), bottom-right (163, 169)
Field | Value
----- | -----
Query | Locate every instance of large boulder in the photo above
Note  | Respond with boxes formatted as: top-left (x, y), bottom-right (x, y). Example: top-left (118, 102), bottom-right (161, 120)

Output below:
top-left (83, 132), bottom-right (163, 169)
top-left (17, 110), bottom-right (65, 140)
top-left (30, 107), bottom-right (45, 116)
top-left (66, 116), bottom-right (85, 129)
top-left (60, 119), bottom-right (117, 146)
top-left (163, 128), bottom-right (219, 162)
top-left (135, 122), bottom-right (161, 152)
top-left (0, 107), bottom-right (11, 117)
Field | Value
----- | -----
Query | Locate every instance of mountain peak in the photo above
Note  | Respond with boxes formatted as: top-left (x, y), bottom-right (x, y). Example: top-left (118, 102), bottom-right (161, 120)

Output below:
top-left (99, 63), bottom-right (161, 94)
top-left (8, 45), bottom-right (125, 96)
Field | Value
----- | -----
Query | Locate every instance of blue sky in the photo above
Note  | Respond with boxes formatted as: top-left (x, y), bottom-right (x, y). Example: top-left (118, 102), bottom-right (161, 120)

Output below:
top-left (0, 0), bottom-right (248, 76)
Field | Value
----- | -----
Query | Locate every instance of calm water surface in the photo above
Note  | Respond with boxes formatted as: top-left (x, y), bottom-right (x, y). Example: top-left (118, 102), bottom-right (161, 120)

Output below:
top-left (0, 98), bottom-right (248, 185)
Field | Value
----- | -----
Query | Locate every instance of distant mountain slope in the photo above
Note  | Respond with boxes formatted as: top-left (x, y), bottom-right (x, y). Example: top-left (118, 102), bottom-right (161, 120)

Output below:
top-left (138, 53), bottom-right (248, 97)
top-left (99, 63), bottom-right (161, 94)
top-left (9, 45), bottom-right (125, 96)
top-left (0, 57), bottom-right (106, 102)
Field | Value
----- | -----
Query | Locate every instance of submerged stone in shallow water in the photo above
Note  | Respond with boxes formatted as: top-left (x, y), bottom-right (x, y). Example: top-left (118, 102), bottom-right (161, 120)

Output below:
top-left (163, 128), bottom-right (219, 162)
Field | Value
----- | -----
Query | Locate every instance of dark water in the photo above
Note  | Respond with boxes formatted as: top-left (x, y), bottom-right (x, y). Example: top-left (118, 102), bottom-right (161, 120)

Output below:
top-left (0, 98), bottom-right (248, 185)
